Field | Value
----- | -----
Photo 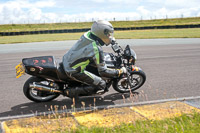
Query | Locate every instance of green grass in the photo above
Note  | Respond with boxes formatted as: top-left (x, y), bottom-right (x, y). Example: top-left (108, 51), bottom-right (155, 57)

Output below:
top-left (0, 28), bottom-right (200, 44)
top-left (0, 17), bottom-right (200, 32)
top-left (115, 28), bottom-right (200, 39)
top-left (63, 112), bottom-right (200, 133)
top-left (0, 32), bottom-right (83, 44)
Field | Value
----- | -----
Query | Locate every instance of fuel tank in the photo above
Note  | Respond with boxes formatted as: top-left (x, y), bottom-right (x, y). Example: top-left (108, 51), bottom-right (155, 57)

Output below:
top-left (104, 52), bottom-right (116, 68)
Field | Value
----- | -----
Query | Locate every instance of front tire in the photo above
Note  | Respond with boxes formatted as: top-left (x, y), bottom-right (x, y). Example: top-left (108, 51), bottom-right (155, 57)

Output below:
top-left (112, 71), bottom-right (146, 93)
top-left (23, 77), bottom-right (60, 102)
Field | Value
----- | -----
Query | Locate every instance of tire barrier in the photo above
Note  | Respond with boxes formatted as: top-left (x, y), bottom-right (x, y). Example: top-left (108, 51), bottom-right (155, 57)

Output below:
top-left (0, 28), bottom-right (90, 36)
top-left (0, 24), bottom-right (200, 36)
top-left (114, 24), bottom-right (200, 30)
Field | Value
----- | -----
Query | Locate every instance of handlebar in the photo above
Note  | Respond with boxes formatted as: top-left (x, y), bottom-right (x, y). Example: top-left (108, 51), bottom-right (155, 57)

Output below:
top-left (111, 41), bottom-right (123, 55)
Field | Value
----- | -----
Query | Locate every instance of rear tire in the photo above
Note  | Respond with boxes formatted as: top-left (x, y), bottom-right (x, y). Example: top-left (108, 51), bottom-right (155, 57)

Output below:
top-left (112, 71), bottom-right (146, 93)
top-left (23, 77), bottom-right (60, 102)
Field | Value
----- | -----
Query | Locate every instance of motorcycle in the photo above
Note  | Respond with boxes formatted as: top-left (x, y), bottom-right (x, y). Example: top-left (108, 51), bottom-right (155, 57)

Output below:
top-left (16, 41), bottom-right (146, 102)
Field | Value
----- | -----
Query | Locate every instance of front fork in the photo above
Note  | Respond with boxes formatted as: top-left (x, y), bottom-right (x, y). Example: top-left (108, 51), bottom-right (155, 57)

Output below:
top-left (125, 71), bottom-right (133, 88)
top-left (126, 65), bottom-right (142, 88)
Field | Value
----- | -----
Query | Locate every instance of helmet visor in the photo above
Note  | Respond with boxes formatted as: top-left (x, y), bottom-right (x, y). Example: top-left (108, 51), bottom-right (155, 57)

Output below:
top-left (104, 29), bottom-right (114, 45)
top-left (107, 30), bottom-right (114, 40)
top-left (104, 29), bottom-right (114, 37)
top-left (110, 31), bottom-right (114, 38)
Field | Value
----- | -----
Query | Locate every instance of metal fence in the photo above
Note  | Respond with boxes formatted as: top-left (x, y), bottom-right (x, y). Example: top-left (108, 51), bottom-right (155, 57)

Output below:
top-left (0, 24), bottom-right (200, 36)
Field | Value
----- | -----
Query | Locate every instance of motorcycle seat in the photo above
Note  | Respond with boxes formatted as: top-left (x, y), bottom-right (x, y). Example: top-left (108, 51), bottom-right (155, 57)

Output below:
top-left (56, 62), bottom-right (71, 81)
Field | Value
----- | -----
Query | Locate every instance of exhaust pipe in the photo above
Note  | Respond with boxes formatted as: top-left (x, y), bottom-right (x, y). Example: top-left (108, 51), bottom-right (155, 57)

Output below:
top-left (29, 82), bottom-right (62, 93)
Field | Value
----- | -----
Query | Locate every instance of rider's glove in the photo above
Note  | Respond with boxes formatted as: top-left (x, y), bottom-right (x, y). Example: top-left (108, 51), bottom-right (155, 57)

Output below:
top-left (118, 67), bottom-right (127, 77)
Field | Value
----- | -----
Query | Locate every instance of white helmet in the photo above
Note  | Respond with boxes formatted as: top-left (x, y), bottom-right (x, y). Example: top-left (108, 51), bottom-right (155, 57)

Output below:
top-left (91, 20), bottom-right (114, 45)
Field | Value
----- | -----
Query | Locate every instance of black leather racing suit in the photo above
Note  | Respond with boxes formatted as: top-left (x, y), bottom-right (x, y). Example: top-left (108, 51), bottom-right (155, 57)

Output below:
top-left (62, 31), bottom-right (120, 96)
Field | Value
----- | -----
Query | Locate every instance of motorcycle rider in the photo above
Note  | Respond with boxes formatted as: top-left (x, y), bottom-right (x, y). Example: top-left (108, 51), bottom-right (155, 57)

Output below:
top-left (62, 20), bottom-right (126, 98)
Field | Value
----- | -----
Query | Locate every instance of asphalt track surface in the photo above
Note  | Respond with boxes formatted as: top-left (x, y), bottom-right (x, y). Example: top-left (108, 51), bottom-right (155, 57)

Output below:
top-left (0, 38), bottom-right (200, 119)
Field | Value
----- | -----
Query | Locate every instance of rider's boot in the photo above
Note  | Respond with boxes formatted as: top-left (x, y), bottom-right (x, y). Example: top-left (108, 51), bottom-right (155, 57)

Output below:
top-left (64, 79), bottom-right (107, 99)
top-left (95, 80), bottom-right (108, 94)
top-left (64, 86), bottom-right (95, 99)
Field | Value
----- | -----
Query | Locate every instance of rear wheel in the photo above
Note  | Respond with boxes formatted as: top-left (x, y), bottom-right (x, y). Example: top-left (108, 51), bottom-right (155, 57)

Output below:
top-left (23, 77), bottom-right (60, 102)
top-left (112, 71), bottom-right (146, 93)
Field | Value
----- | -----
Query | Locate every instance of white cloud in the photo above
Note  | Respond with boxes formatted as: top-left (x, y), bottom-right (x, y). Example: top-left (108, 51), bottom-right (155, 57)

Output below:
top-left (0, 0), bottom-right (57, 24)
top-left (91, 0), bottom-right (105, 3)
top-left (0, 0), bottom-right (55, 9)
top-left (0, 0), bottom-right (200, 24)
top-left (137, 6), bottom-right (150, 16)
top-left (92, 0), bottom-right (137, 3)
top-left (165, 0), bottom-right (200, 8)
top-left (28, 8), bottom-right (42, 20)
top-left (34, 0), bottom-right (55, 8)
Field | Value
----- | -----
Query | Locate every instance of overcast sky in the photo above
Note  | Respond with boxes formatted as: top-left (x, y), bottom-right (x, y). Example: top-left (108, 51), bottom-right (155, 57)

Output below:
top-left (0, 0), bottom-right (200, 24)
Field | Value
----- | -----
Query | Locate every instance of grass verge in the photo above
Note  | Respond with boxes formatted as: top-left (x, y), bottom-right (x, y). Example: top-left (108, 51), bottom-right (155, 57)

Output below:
top-left (67, 112), bottom-right (200, 133)
top-left (3, 102), bottom-right (200, 133)
top-left (1, 17), bottom-right (200, 32)
top-left (0, 28), bottom-right (200, 44)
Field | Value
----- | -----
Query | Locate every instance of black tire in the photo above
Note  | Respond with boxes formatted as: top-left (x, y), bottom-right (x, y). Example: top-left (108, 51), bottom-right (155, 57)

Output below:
top-left (112, 70), bottom-right (146, 93)
top-left (23, 77), bottom-right (60, 102)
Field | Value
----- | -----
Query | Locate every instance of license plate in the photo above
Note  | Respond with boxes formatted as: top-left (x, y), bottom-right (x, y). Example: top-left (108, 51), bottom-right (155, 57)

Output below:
top-left (16, 63), bottom-right (25, 78)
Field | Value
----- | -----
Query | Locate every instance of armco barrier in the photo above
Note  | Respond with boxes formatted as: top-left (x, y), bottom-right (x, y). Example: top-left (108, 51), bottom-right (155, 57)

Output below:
top-left (0, 24), bottom-right (200, 36)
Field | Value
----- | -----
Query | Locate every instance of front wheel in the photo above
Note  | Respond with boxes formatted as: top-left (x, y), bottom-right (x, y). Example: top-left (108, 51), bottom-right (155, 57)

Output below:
top-left (112, 71), bottom-right (146, 93)
top-left (23, 77), bottom-right (60, 102)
